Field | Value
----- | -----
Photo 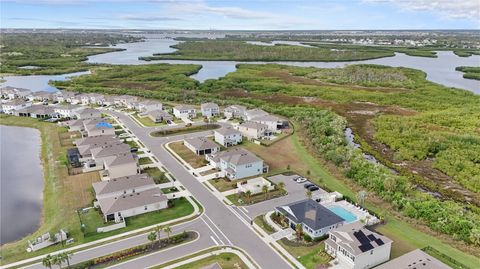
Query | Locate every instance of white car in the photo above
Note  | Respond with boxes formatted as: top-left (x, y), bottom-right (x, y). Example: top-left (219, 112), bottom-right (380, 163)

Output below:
top-left (296, 177), bottom-right (307, 183)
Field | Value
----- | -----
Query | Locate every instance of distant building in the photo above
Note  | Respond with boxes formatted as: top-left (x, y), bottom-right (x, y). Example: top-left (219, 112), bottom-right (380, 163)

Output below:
top-left (53, 104), bottom-right (81, 118)
top-left (15, 105), bottom-right (56, 119)
top-left (206, 148), bottom-right (268, 180)
top-left (325, 222), bottom-right (392, 269)
top-left (214, 127), bottom-right (242, 147)
top-left (138, 100), bottom-right (163, 112)
top-left (276, 199), bottom-right (344, 239)
top-left (243, 108), bottom-right (269, 121)
top-left (73, 108), bottom-right (101, 119)
top-left (250, 114), bottom-right (288, 133)
top-left (201, 102), bottom-right (220, 118)
top-left (146, 109), bottom-right (173, 123)
top-left (223, 105), bottom-right (246, 118)
top-left (237, 121), bottom-right (271, 140)
top-left (1, 99), bottom-right (32, 114)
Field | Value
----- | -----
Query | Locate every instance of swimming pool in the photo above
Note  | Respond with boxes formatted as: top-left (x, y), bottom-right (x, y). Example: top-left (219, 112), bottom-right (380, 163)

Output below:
top-left (328, 206), bottom-right (358, 223)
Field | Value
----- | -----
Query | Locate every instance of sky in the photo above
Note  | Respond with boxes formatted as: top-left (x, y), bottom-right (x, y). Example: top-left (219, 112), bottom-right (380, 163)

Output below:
top-left (1, 0), bottom-right (479, 30)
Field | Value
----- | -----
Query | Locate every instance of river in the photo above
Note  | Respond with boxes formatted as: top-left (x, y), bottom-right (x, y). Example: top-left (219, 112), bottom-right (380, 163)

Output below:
top-left (0, 125), bottom-right (44, 244)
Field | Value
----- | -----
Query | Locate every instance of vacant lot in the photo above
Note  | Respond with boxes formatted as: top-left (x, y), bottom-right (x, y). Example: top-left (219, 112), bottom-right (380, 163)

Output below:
top-left (169, 141), bottom-right (209, 168)
top-left (278, 240), bottom-right (331, 269)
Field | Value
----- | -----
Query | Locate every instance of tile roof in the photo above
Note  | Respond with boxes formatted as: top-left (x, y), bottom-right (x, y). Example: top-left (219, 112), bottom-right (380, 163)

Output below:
top-left (97, 188), bottom-right (167, 215)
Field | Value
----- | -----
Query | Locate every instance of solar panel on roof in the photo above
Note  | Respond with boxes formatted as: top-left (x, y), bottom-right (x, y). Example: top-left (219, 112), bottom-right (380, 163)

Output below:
top-left (375, 238), bottom-right (384, 245)
top-left (358, 243), bottom-right (374, 252)
top-left (367, 234), bottom-right (376, 240)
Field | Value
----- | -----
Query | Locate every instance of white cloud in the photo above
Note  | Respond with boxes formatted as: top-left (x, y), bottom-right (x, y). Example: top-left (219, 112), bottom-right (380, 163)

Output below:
top-left (364, 0), bottom-right (480, 20)
top-left (170, 1), bottom-right (274, 20)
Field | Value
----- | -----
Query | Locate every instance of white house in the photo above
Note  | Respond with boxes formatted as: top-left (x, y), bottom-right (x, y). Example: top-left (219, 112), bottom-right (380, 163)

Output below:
top-left (201, 102), bottom-right (220, 118)
top-left (206, 148), bottom-right (268, 180)
top-left (243, 108), bottom-right (269, 121)
top-left (237, 177), bottom-right (274, 195)
top-left (1, 99), bottom-right (32, 114)
top-left (96, 187), bottom-right (168, 222)
top-left (138, 100), bottom-right (163, 112)
top-left (276, 199), bottom-right (345, 239)
top-left (173, 105), bottom-right (196, 119)
top-left (250, 114), bottom-right (288, 133)
top-left (223, 105), bottom-right (246, 119)
top-left (214, 127), bottom-right (242, 147)
top-left (237, 121), bottom-right (271, 140)
top-left (325, 223), bottom-right (392, 269)
top-left (184, 137), bottom-right (220, 156)
top-left (15, 105), bottom-right (56, 119)
top-left (53, 104), bottom-right (81, 118)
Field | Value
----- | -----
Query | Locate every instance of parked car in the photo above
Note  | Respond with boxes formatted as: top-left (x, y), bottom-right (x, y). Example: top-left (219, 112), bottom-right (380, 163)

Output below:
top-left (296, 177), bottom-right (307, 183)
top-left (308, 186), bottom-right (320, 192)
top-left (292, 176), bottom-right (301, 181)
top-left (304, 183), bottom-right (315, 189)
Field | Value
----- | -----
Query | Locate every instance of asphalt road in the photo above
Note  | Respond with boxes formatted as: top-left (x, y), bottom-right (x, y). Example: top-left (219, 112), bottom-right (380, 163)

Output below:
top-left (111, 111), bottom-right (293, 269)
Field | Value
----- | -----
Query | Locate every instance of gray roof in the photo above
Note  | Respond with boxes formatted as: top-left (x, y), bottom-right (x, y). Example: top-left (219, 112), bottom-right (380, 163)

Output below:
top-left (251, 114), bottom-right (282, 123)
top-left (17, 104), bottom-right (54, 115)
top-left (93, 174), bottom-right (155, 196)
top-left (91, 143), bottom-right (131, 158)
top-left (174, 104), bottom-right (195, 111)
top-left (245, 108), bottom-right (269, 119)
top-left (75, 135), bottom-right (119, 146)
top-left (215, 127), bottom-right (241, 136)
top-left (239, 121), bottom-right (268, 130)
top-left (147, 109), bottom-right (172, 118)
top-left (76, 108), bottom-right (101, 117)
top-left (2, 99), bottom-right (29, 106)
top-left (201, 102), bottom-right (219, 109)
top-left (78, 140), bottom-right (124, 156)
top-left (140, 100), bottom-right (162, 106)
top-left (328, 222), bottom-right (392, 255)
top-left (97, 188), bottom-right (167, 215)
top-left (104, 153), bottom-right (137, 166)
top-left (276, 199), bottom-right (344, 231)
top-left (184, 137), bottom-right (219, 151)
top-left (210, 148), bottom-right (262, 166)
top-left (375, 249), bottom-right (450, 269)
top-left (225, 105), bottom-right (246, 112)
top-left (54, 104), bottom-right (81, 111)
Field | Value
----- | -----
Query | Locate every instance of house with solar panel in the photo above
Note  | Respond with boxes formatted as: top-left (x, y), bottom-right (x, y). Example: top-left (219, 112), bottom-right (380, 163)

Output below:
top-left (325, 222), bottom-right (392, 269)
top-left (275, 199), bottom-right (345, 239)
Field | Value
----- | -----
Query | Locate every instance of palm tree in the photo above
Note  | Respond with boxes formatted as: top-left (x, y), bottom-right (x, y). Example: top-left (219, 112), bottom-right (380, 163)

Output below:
top-left (244, 190), bottom-right (252, 204)
top-left (147, 231), bottom-right (157, 249)
top-left (51, 254), bottom-right (63, 269)
top-left (295, 223), bottom-right (303, 241)
top-left (306, 190), bottom-right (312, 199)
top-left (59, 252), bottom-right (73, 268)
top-left (262, 185), bottom-right (269, 200)
top-left (163, 226), bottom-right (172, 243)
top-left (42, 255), bottom-right (53, 269)
top-left (154, 226), bottom-right (162, 245)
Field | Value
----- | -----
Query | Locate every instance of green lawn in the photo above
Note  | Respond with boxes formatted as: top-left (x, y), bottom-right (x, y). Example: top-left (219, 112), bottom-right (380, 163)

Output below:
top-left (227, 188), bottom-right (286, 206)
top-left (132, 113), bottom-right (166, 127)
top-left (278, 240), bottom-right (331, 269)
top-left (143, 167), bottom-right (169, 184)
top-left (169, 141), bottom-right (209, 168)
top-left (208, 178), bottom-right (238, 192)
top-left (161, 187), bottom-right (179, 194)
top-left (150, 124), bottom-right (221, 137)
top-left (153, 250), bottom-right (248, 269)
top-left (253, 215), bottom-right (275, 234)
top-left (139, 157), bottom-right (154, 165)
top-left (78, 208), bottom-right (107, 236)
top-left (124, 139), bottom-right (139, 148)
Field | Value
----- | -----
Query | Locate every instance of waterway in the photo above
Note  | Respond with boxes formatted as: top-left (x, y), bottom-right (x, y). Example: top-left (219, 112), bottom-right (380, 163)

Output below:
top-left (0, 125), bottom-right (44, 244)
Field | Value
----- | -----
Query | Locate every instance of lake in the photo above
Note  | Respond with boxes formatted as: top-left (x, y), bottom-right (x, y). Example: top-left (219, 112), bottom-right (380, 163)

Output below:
top-left (0, 125), bottom-right (44, 244)
top-left (86, 38), bottom-right (480, 93)
top-left (0, 70), bottom-right (91, 92)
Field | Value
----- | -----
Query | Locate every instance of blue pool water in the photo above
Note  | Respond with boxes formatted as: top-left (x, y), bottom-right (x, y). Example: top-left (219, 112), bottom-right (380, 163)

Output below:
top-left (328, 206), bottom-right (357, 223)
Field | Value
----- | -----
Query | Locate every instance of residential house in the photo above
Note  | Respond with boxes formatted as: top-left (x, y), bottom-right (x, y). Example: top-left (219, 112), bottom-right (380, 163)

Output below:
top-left (85, 143), bottom-right (132, 169)
top-left (184, 137), bottom-right (220, 156)
top-left (325, 222), bottom-right (392, 269)
top-left (275, 199), bottom-right (344, 239)
top-left (1, 86), bottom-right (18, 99)
top-left (54, 91), bottom-right (76, 103)
top-left (206, 148), bottom-right (268, 180)
top-left (237, 121), bottom-right (271, 140)
top-left (31, 91), bottom-right (54, 102)
top-left (74, 107), bottom-right (101, 119)
top-left (375, 249), bottom-right (450, 269)
top-left (65, 119), bottom-right (86, 132)
top-left (201, 102), bottom-right (220, 118)
top-left (223, 105), bottom-right (246, 119)
top-left (138, 100), bottom-right (163, 112)
top-left (83, 119), bottom-right (115, 137)
top-left (214, 127), bottom-right (242, 147)
top-left (237, 177), bottom-right (274, 195)
top-left (93, 174), bottom-right (156, 199)
top-left (102, 153), bottom-right (139, 180)
top-left (146, 109), bottom-right (173, 123)
top-left (96, 187), bottom-right (168, 222)
top-left (75, 135), bottom-right (119, 147)
top-left (16, 104), bottom-right (55, 119)
top-left (243, 108), bottom-right (269, 121)
top-left (77, 140), bottom-right (124, 161)
top-left (1, 99), bottom-right (32, 114)
top-left (53, 104), bottom-right (81, 118)
top-left (173, 105), bottom-right (196, 119)
top-left (250, 115), bottom-right (288, 133)
top-left (114, 95), bottom-right (138, 107)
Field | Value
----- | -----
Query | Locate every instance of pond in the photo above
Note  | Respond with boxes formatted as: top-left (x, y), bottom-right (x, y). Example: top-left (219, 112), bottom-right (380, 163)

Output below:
top-left (0, 70), bottom-right (91, 92)
top-left (0, 125), bottom-right (44, 244)
top-left (86, 37), bottom-right (480, 93)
